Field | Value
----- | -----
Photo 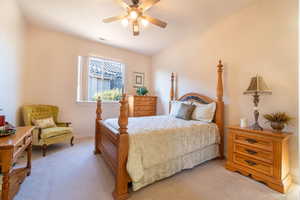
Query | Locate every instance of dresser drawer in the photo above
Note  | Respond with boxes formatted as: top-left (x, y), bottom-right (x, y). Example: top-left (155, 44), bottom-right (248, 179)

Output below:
top-left (134, 100), bottom-right (156, 106)
top-left (134, 105), bottom-right (155, 111)
top-left (233, 153), bottom-right (273, 176)
top-left (234, 131), bottom-right (273, 152)
top-left (234, 144), bottom-right (273, 164)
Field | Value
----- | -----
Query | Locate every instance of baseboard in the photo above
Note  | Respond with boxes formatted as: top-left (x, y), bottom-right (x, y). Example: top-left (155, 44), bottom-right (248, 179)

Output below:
top-left (292, 174), bottom-right (300, 185)
top-left (74, 136), bottom-right (93, 141)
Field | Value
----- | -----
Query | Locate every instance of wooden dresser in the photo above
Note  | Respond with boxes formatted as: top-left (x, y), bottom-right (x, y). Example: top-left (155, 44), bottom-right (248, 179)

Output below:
top-left (128, 95), bottom-right (157, 117)
top-left (0, 126), bottom-right (33, 200)
top-left (225, 126), bottom-right (292, 193)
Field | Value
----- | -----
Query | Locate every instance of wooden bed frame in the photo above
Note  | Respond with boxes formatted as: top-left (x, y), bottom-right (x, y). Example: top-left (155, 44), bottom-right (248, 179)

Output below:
top-left (94, 61), bottom-right (224, 200)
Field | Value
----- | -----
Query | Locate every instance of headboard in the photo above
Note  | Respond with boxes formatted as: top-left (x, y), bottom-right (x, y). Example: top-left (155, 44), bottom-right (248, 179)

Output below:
top-left (169, 61), bottom-right (224, 158)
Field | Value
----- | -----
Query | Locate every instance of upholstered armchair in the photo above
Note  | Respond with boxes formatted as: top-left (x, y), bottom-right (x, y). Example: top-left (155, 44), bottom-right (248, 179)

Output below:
top-left (22, 105), bottom-right (74, 156)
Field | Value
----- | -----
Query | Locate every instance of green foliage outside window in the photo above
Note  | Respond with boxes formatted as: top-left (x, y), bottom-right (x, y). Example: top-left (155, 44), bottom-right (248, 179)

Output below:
top-left (94, 88), bottom-right (122, 101)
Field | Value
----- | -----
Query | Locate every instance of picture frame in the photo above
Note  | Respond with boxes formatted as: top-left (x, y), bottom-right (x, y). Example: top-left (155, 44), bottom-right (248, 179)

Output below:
top-left (133, 72), bottom-right (145, 88)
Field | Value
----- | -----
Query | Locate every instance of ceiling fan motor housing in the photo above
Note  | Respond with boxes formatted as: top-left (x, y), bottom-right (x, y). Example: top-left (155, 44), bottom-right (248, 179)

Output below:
top-left (132, 0), bottom-right (139, 5)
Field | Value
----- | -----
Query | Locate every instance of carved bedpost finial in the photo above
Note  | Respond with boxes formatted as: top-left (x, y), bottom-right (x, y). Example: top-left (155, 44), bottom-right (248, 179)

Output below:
top-left (96, 96), bottom-right (102, 121)
top-left (118, 94), bottom-right (128, 135)
top-left (217, 60), bottom-right (224, 102)
top-left (169, 72), bottom-right (175, 113)
top-left (170, 72), bottom-right (175, 101)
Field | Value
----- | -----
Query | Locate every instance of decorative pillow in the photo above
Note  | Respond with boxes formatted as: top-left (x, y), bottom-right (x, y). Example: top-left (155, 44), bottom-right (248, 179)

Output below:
top-left (33, 117), bottom-right (56, 129)
top-left (170, 101), bottom-right (191, 116)
top-left (191, 102), bottom-right (216, 122)
top-left (175, 103), bottom-right (196, 120)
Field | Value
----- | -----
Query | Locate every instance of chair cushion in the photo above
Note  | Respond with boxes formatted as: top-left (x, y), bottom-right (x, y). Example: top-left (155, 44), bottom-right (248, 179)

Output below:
top-left (41, 127), bottom-right (72, 139)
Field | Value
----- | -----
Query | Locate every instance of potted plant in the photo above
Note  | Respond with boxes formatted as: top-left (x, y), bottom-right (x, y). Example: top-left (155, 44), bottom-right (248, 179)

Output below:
top-left (136, 87), bottom-right (149, 96)
top-left (263, 112), bottom-right (292, 131)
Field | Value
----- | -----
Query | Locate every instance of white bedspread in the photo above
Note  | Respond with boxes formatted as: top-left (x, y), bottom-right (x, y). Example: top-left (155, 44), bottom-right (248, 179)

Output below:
top-left (103, 115), bottom-right (220, 190)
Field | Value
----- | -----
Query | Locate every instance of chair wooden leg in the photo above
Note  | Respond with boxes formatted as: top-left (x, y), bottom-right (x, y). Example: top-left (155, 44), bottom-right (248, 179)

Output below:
top-left (70, 136), bottom-right (74, 146)
top-left (42, 144), bottom-right (47, 157)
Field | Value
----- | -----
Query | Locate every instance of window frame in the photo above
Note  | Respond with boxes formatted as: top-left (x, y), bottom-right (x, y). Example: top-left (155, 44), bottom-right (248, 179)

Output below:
top-left (76, 55), bottom-right (126, 103)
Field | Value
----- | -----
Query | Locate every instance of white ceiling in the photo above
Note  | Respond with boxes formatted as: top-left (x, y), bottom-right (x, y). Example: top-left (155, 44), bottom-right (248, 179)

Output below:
top-left (18, 0), bottom-right (255, 55)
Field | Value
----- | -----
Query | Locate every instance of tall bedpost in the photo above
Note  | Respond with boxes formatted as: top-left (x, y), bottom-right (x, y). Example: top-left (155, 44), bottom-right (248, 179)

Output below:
top-left (169, 72), bottom-right (175, 113)
top-left (94, 97), bottom-right (102, 154)
top-left (216, 60), bottom-right (224, 159)
top-left (113, 94), bottom-right (129, 200)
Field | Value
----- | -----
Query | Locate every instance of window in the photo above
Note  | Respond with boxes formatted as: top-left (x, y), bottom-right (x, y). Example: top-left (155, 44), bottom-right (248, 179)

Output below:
top-left (77, 56), bottom-right (125, 102)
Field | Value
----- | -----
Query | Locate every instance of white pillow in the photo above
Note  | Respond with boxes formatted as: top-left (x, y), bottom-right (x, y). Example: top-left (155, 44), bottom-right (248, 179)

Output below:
top-left (169, 101), bottom-right (191, 116)
top-left (191, 102), bottom-right (216, 122)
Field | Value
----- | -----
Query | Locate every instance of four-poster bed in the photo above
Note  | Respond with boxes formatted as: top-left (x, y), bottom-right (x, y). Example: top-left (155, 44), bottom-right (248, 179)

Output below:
top-left (94, 61), bottom-right (224, 200)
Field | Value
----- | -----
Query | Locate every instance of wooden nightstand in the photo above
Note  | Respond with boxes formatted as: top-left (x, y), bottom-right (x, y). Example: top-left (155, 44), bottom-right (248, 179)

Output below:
top-left (128, 95), bottom-right (157, 117)
top-left (225, 126), bottom-right (292, 193)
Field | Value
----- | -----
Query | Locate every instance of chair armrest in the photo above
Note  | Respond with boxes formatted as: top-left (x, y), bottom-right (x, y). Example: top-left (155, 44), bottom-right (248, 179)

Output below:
top-left (34, 127), bottom-right (42, 140)
top-left (56, 122), bottom-right (72, 127)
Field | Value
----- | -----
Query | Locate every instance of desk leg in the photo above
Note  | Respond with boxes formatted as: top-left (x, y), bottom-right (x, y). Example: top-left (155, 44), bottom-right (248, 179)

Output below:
top-left (26, 142), bottom-right (32, 176)
top-left (1, 149), bottom-right (12, 200)
top-left (2, 171), bottom-right (10, 200)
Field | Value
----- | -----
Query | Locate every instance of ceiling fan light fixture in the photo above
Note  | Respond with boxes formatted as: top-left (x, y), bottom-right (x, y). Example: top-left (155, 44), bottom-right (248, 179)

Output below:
top-left (129, 10), bottom-right (138, 19)
top-left (133, 23), bottom-right (139, 32)
top-left (121, 18), bottom-right (129, 27)
top-left (141, 19), bottom-right (149, 27)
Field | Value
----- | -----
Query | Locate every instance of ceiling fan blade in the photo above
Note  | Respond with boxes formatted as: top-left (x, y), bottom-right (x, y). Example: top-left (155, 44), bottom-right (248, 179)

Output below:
top-left (103, 15), bottom-right (127, 23)
top-left (116, 0), bottom-right (129, 9)
top-left (139, 0), bottom-right (160, 11)
top-left (141, 15), bottom-right (167, 28)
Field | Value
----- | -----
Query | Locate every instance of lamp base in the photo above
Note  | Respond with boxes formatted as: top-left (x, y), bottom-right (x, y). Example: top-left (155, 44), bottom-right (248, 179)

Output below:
top-left (250, 122), bottom-right (263, 131)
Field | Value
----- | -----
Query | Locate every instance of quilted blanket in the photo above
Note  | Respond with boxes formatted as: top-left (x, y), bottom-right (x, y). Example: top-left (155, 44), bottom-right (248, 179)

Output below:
top-left (103, 115), bottom-right (220, 190)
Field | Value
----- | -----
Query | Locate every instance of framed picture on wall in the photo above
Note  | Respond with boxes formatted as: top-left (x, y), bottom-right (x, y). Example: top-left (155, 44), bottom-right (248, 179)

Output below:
top-left (133, 72), bottom-right (145, 88)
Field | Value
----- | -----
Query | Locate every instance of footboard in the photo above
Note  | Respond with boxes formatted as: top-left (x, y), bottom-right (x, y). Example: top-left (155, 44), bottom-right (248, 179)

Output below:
top-left (94, 95), bottom-right (131, 200)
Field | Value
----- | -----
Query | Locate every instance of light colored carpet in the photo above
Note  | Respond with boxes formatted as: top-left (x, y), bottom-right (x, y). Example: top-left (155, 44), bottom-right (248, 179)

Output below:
top-left (14, 139), bottom-right (299, 200)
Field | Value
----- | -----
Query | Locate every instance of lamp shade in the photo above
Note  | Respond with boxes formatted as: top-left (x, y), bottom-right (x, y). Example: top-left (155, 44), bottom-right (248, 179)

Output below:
top-left (244, 75), bottom-right (272, 95)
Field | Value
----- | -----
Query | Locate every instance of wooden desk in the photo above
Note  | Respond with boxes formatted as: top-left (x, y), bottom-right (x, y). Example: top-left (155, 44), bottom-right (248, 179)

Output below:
top-left (0, 126), bottom-right (34, 200)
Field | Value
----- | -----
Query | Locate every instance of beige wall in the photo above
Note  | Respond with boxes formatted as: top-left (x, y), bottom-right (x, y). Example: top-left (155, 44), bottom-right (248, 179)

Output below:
top-left (152, 0), bottom-right (299, 181)
top-left (24, 25), bottom-right (152, 137)
top-left (0, 0), bottom-right (26, 125)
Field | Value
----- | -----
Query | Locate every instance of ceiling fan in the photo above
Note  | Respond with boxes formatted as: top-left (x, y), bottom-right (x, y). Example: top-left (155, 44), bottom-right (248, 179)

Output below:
top-left (103, 0), bottom-right (167, 36)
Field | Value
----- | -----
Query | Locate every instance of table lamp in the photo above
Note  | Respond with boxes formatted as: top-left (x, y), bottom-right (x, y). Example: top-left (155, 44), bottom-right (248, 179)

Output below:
top-left (244, 75), bottom-right (272, 130)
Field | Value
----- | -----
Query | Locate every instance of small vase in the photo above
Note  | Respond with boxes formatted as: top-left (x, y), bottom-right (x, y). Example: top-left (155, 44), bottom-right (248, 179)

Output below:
top-left (270, 122), bottom-right (285, 132)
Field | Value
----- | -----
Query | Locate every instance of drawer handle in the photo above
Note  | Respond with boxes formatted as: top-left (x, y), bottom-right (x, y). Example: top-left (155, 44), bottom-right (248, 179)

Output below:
top-left (245, 160), bottom-right (257, 166)
top-left (246, 149), bottom-right (257, 155)
top-left (245, 138), bottom-right (258, 144)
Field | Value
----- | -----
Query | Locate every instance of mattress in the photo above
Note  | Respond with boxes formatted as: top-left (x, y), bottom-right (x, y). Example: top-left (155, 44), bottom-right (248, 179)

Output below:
top-left (103, 115), bottom-right (220, 191)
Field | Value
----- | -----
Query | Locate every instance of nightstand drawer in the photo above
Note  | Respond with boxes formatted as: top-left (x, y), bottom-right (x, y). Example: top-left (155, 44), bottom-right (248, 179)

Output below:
top-left (234, 131), bottom-right (273, 152)
top-left (233, 153), bottom-right (273, 176)
top-left (234, 144), bottom-right (273, 164)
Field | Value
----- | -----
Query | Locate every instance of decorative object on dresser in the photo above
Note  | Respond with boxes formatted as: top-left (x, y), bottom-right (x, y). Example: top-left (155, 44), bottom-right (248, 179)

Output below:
top-left (226, 126), bottom-right (292, 193)
top-left (0, 126), bottom-right (34, 200)
top-left (136, 86), bottom-right (149, 96)
top-left (244, 75), bottom-right (272, 130)
top-left (22, 105), bottom-right (74, 157)
top-left (264, 112), bottom-right (292, 132)
top-left (128, 95), bottom-right (157, 117)
top-left (240, 118), bottom-right (248, 128)
top-left (94, 60), bottom-right (225, 200)
top-left (133, 72), bottom-right (145, 88)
